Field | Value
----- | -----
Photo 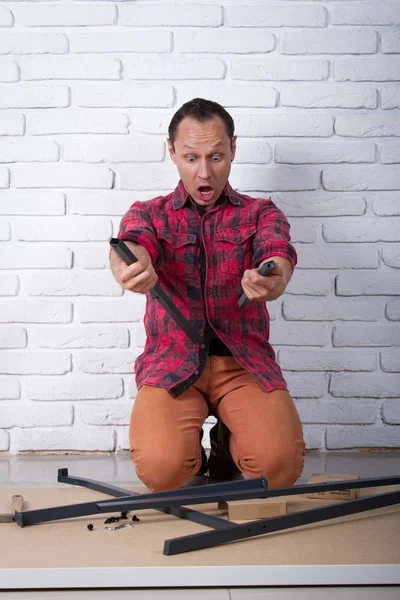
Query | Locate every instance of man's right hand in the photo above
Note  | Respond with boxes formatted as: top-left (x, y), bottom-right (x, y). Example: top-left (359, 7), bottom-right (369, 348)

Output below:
top-left (110, 241), bottom-right (158, 294)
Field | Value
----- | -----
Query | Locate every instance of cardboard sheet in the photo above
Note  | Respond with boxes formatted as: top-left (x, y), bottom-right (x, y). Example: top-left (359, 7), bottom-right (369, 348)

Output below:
top-left (1, 485), bottom-right (399, 568)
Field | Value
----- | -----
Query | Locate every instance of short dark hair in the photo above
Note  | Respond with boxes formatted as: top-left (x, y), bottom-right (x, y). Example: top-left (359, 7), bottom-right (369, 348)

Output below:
top-left (168, 98), bottom-right (235, 147)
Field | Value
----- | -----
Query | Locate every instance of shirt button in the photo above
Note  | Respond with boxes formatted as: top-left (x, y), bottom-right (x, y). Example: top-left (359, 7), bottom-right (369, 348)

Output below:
top-left (194, 370), bottom-right (199, 375)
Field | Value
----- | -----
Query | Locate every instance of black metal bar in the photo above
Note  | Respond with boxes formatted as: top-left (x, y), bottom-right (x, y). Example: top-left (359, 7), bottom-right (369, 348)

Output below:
top-left (109, 238), bottom-right (203, 345)
top-left (238, 260), bottom-right (275, 308)
top-left (58, 469), bottom-right (233, 531)
top-left (15, 472), bottom-right (266, 527)
top-left (163, 490), bottom-right (400, 556)
top-left (269, 475), bottom-right (400, 498)
top-left (96, 486), bottom-right (270, 513)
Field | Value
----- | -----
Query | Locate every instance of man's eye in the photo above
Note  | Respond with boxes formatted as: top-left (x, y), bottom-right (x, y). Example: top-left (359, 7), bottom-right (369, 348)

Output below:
top-left (212, 155), bottom-right (222, 161)
top-left (186, 156), bottom-right (196, 162)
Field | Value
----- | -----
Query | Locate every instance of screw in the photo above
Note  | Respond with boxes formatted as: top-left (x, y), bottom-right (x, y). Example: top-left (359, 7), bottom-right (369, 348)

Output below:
top-left (131, 515), bottom-right (140, 522)
top-left (87, 524), bottom-right (94, 531)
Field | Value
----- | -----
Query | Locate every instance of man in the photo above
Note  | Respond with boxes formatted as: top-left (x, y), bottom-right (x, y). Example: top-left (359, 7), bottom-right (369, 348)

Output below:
top-left (110, 98), bottom-right (305, 492)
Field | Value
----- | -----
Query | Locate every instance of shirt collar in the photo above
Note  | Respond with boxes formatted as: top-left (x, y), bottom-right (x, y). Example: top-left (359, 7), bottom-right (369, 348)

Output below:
top-left (172, 180), bottom-right (243, 210)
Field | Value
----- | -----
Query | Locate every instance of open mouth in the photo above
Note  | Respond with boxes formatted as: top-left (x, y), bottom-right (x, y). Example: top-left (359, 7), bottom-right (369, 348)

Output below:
top-left (197, 186), bottom-right (215, 201)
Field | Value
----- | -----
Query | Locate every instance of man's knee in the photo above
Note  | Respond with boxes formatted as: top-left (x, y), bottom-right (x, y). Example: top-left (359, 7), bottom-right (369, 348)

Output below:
top-left (130, 448), bottom-right (201, 492)
top-left (240, 443), bottom-right (305, 488)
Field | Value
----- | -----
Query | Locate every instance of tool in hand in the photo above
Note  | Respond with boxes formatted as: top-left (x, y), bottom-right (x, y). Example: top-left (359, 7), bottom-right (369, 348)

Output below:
top-left (238, 260), bottom-right (276, 308)
top-left (109, 238), bottom-right (203, 346)
top-left (0, 495), bottom-right (24, 523)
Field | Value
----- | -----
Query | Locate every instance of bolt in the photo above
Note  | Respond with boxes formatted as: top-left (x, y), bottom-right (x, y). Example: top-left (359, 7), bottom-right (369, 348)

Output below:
top-left (87, 524), bottom-right (94, 531)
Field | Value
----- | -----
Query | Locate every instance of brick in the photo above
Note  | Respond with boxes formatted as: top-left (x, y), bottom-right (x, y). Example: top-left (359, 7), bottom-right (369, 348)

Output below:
top-left (0, 61), bottom-right (18, 82)
top-left (234, 114), bottom-right (333, 137)
top-left (13, 4), bottom-right (116, 27)
top-left (31, 326), bottom-right (129, 349)
top-left (118, 164), bottom-right (178, 190)
top-left (0, 274), bottom-right (19, 296)
top-left (333, 324), bottom-right (400, 346)
top-left (337, 272), bottom-right (400, 296)
top-left (0, 431), bottom-right (9, 452)
top-left (296, 400), bottom-right (377, 425)
top-left (283, 297), bottom-right (381, 322)
top-left (68, 190), bottom-right (156, 215)
top-left (285, 271), bottom-right (333, 296)
top-left (381, 85), bottom-right (400, 109)
top-left (27, 377), bottom-right (123, 401)
top-left (270, 323), bottom-right (330, 347)
top-left (327, 426), bottom-right (400, 449)
top-left (0, 247), bottom-right (71, 269)
top-left (21, 57), bottom-right (121, 81)
top-left (381, 142), bottom-right (400, 164)
top-left (28, 110), bottom-right (128, 135)
top-left (387, 299), bottom-right (400, 320)
top-left (303, 426), bottom-right (325, 450)
top-left (15, 428), bottom-right (116, 452)
top-left (324, 218), bottom-right (400, 242)
top-left (176, 29), bottom-right (275, 53)
top-left (0, 379), bottom-right (20, 400)
top-left (280, 85), bottom-right (377, 109)
top-left (276, 141), bottom-right (375, 164)
top-left (289, 221), bottom-right (319, 243)
top-left (381, 348), bottom-right (400, 372)
top-left (0, 85), bottom-right (69, 108)
top-left (0, 404), bottom-right (73, 428)
top-left (279, 348), bottom-right (376, 372)
top-left (323, 166), bottom-right (400, 191)
top-left (13, 164), bottom-right (114, 188)
top-left (382, 400), bottom-right (400, 424)
top-left (382, 247), bottom-right (400, 268)
top-left (0, 352), bottom-right (70, 375)
top-left (80, 402), bottom-right (131, 426)
top-left (274, 193), bottom-right (366, 217)
top-left (331, 4), bottom-right (400, 26)
top-left (227, 4), bottom-right (326, 27)
top-left (26, 272), bottom-right (122, 297)
top-left (64, 137), bottom-right (164, 163)
top-left (331, 373), bottom-right (400, 398)
top-left (234, 141), bottom-right (272, 164)
top-left (335, 57), bottom-right (400, 81)
top-left (74, 83), bottom-right (173, 108)
top-left (71, 31), bottom-right (171, 53)
top-left (76, 350), bottom-right (139, 374)
top-left (231, 58), bottom-right (328, 81)
top-left (0, 33), bottom-right (68, 55)
top-left (0, 168), bottom-right (9, 188)
top-left (120, 3), bottom-right (222, 27)
top-left (0, 300), bottom-right (72, 323)
top-left (79, 297), bottom-right (145, 323)
top-left (15, 217), bottom-right (111, 242)
top-left (0, 7), bottom-right (13, 27)
top-left (284, 372), bottom-right (327, 398)
top-left (0, 191), bottom-right (65, 215)
top-left (0, 139), bottom-right (59, 163)
top-left (281, 29), bottom-right (377, 54)
top-left (295, 245), bottom-right (378, 269)
top-left (73, 245), bottom-right (110, 269)
top-left (124, 57), bottom-right (225, 80)
top-left (0, 220), bottom-right (10, 239)
top-left (0, 328), bottom-right (26, 349)
top-left (335, 115), bottom-right (400, 137)
top-left (230, 165), bottom-right (319, 192)
top-left (129, 111), bottom-right (173, 135)
top-left (381, 30), bottom-right (400, 53)
top-left (0, 114), bottom-right (24, 136)
top-left (176, 83), bottom-right (276, 108)
top-left (372, 193), bottom-right (400, 215)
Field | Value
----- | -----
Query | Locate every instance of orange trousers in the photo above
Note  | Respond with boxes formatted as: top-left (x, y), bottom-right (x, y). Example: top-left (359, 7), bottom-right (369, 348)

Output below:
top-left (129, 356), bottom-right (305, 492)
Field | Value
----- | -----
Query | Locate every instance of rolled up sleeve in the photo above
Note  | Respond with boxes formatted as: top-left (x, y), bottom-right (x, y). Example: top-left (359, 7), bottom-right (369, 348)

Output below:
top-left (252, 200), bottom-right (297, 271)
top-left (117, 201), bottom-right (163, 270)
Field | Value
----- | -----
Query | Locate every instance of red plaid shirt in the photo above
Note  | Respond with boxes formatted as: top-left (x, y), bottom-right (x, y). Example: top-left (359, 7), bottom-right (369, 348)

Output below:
top-left (118, 181), bottom-right (297, 398)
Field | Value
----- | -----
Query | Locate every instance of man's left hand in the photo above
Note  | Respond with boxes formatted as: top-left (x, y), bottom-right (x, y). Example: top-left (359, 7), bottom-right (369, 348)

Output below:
top-left (241, 256), bottom-right (292, 303)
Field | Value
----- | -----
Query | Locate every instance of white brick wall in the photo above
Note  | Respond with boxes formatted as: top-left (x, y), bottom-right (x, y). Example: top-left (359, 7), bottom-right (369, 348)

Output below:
top-left (0, 1), bottom-right (399, 455)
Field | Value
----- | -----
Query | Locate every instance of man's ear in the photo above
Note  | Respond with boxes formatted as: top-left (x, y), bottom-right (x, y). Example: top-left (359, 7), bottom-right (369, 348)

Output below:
top-left (231, 135), bottom-right (237, 162)
top-left (167, 138), bottom-right (176, 163)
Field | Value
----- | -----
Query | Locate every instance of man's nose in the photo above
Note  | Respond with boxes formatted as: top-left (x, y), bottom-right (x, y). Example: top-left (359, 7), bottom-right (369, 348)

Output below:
top-left (197, 160), bottom-right (212, 179)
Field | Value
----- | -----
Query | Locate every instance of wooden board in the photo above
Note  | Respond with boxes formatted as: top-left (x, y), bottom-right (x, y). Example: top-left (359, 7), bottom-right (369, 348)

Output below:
top-left (0, 486), bottom-right (399, 569)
